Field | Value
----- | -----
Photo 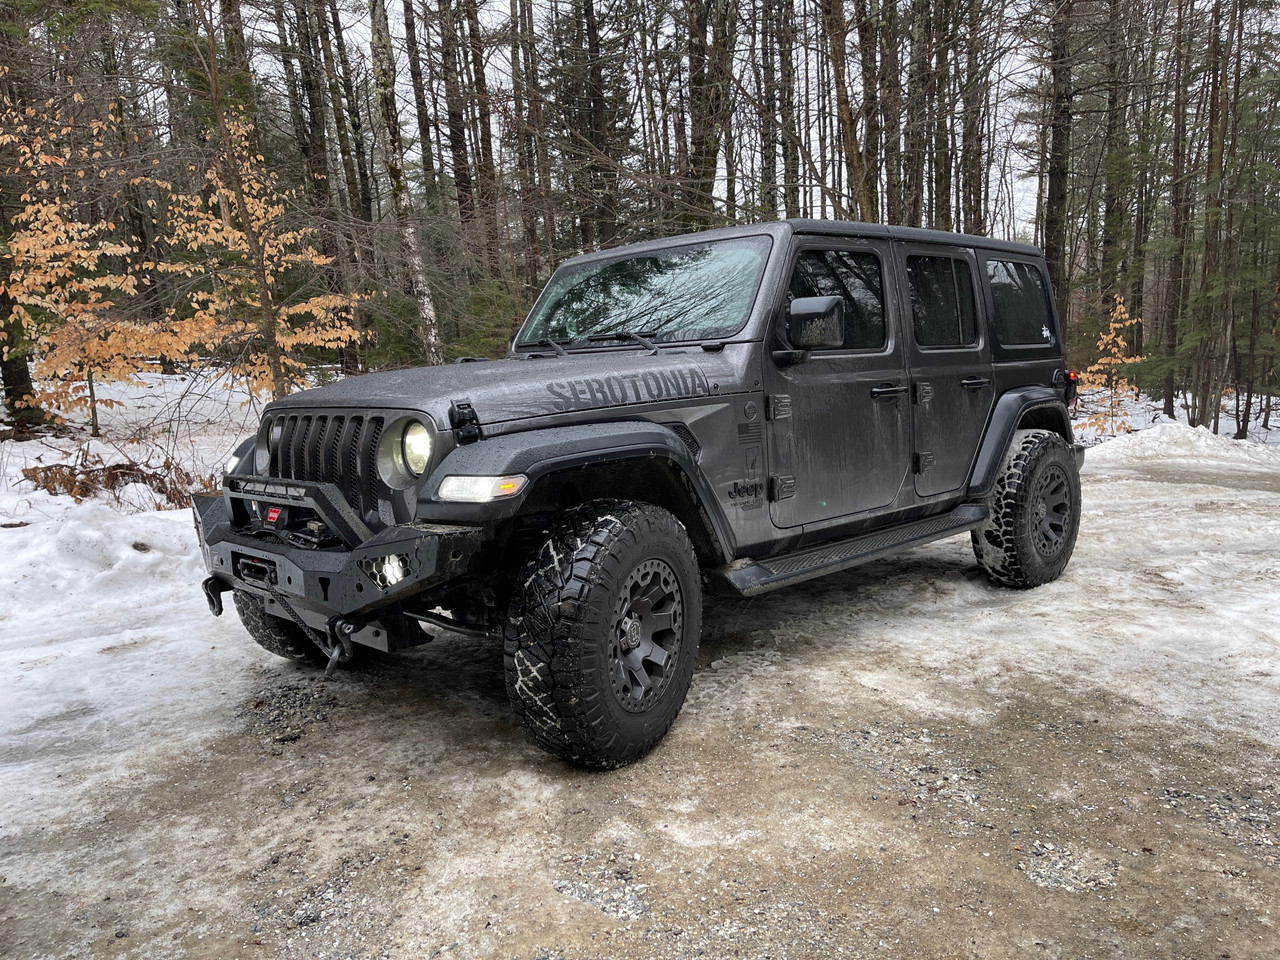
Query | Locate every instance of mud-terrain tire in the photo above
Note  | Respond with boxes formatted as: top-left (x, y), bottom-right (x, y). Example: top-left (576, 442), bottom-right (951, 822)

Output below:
top-left (503, 500), bottom-right (702, 769)
top-left (972, 429), bottom-right (1081, 588)
top-left (233, 589), bottom-right (327, 663)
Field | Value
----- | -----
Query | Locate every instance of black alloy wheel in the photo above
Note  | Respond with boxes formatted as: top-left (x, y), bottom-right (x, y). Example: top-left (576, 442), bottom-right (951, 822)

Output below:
top-left (608, 558), bottom-right (684, 712)
top-left (504, 500), bottom-right (702, 768)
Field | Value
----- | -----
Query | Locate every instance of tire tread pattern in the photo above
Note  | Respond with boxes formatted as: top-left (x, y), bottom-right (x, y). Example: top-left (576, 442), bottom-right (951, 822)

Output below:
top-left (503, 500), bottom-right (700, 769)
top-left (233, 589), bottom-right (326, 663)
top-left (972, 428), bottom-right (1081, 589)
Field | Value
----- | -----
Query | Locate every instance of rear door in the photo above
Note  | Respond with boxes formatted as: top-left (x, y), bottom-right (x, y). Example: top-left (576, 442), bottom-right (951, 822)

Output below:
top-left (764, 239), bottom-right (911, 528)
top-left (898, 244), bottom-right (994, 498)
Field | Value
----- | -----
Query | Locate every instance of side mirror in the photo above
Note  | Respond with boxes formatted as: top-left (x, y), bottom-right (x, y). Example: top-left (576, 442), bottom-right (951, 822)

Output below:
top-left (788, 296), bottom-right (844, 349)
top-left (774, 296), bottom-right (844, 366)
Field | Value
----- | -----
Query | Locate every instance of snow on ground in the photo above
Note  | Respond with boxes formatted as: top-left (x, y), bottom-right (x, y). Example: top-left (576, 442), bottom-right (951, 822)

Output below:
top-left (1, 373), bottom-right (266, 835)
top-left (0, 371), bottom-right (261, 522)
top-left (1072, 384), bottom-right (1280, 447)
top-left (0, 505), bottom-right (263, 831)
top-left (1, 374), bottom-right (1278, 861)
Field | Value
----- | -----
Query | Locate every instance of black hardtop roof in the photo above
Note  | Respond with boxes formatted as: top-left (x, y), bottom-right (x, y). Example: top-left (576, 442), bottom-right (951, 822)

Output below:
top-left (786, 219), bottom-right (1042, 257)
top-left (553, 219), bottom-right (1041, 271)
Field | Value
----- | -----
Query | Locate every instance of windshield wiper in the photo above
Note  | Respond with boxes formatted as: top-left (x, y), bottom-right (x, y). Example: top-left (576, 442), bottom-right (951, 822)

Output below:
top-left (519, 337), bottom-right (569, 357)
top-left (579, 330), bottom-right (660, 354)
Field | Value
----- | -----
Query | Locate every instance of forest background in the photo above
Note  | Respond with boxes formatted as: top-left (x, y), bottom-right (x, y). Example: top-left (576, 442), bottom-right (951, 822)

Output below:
top-left (0, 0), bottom-right (1277, 441)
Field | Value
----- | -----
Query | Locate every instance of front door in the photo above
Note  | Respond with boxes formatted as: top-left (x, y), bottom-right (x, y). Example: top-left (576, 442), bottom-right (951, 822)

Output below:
top-left (765, 240), bottom-right (912, 529)
top-left (898, 245), bottom-right (995, 498)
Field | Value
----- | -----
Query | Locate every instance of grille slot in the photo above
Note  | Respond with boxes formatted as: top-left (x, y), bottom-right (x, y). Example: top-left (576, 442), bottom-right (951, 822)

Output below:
top-left (269, 412), bottom-right (384, 517)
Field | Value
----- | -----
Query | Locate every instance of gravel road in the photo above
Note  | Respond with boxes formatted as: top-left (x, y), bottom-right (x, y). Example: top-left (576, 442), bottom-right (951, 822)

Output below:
top-left (2, 440), bottom-right (1278, 959)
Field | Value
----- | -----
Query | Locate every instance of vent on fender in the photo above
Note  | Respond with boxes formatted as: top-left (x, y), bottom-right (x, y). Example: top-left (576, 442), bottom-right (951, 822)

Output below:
top-left (667, 423), bottom-right (702, 460)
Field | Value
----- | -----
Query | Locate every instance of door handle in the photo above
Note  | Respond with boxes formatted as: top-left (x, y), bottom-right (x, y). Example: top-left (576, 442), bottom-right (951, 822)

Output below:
top-left (870, 383), bottom-right (908, 400)
top-left (961, 376), bottom-right (992, 391)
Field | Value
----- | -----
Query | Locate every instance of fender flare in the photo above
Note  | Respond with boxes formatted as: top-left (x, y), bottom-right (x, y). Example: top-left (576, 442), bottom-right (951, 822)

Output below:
top-left (967, 388), bottom-right (1075, 499)
top-left (419, 421), bottom-right (735, 560)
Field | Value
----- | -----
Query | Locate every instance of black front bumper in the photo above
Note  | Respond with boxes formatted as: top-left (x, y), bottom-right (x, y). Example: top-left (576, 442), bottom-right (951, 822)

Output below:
top-left (192, 478), bottom-right (484, 627)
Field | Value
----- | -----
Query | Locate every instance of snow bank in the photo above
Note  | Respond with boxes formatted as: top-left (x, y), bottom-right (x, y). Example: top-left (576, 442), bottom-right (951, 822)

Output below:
top-left (1086, 421), bottom-right (1280, 471)
top-left (1071, 388), bottom-right (1279, 447)
top-left (0, 502), bottom-right (264, 832)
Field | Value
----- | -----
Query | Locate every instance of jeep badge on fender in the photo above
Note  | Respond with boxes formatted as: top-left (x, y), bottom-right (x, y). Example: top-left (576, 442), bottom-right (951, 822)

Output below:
top-left (194, 220), bottom-right (1083, 769)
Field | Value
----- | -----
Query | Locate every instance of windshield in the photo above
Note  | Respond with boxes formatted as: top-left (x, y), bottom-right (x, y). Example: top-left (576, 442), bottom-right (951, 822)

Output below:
top-left (516, 235), bottom-right (772, 346)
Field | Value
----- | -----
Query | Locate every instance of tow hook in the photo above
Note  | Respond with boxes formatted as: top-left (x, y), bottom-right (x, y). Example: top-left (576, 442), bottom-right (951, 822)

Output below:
top-left (202, 577), bottom-right (229, 617)
top-left (323, 614), bottom-right (367, 680)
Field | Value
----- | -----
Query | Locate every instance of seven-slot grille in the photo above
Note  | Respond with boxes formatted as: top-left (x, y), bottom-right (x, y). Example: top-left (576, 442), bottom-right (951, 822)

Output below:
top-left (268, 413), bottom-right (384, 518)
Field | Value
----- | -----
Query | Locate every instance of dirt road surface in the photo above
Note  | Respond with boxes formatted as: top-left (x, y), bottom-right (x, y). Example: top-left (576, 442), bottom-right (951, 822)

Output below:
top-left (2, 438), bottom-right (1278, 959)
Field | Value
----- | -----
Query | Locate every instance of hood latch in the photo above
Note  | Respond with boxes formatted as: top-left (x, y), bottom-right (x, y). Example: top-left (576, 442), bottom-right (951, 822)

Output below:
top-left (449, 400), bottom-right (482, 444)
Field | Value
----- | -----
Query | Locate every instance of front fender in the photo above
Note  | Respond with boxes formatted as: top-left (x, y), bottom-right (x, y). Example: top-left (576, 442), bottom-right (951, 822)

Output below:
top-left (418, 422), bottom-right (734, 557)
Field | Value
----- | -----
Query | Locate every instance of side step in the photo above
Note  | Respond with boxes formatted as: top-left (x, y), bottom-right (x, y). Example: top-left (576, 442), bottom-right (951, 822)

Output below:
top-left (710, 504), bottom-right (988, 598)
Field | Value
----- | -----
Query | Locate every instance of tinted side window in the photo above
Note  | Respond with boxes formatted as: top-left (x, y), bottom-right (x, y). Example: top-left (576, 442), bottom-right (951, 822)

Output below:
top-left (906, 255), bottom-right (977, 348)
top-left (787, 249), bottom-right (886, 350)
top-left (987, 259), bottom-right (1054, 346)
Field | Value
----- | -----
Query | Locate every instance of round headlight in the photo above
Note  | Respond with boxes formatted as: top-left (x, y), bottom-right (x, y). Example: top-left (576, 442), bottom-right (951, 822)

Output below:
top-left (254, 417), bottom-right (275, 473)
top-left (402, 421), bottom-right (432, 476)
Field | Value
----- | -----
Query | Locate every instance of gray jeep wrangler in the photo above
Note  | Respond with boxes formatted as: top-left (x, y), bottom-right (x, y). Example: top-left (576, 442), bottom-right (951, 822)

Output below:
top-left (194, 220), bottom-right (1082, 768)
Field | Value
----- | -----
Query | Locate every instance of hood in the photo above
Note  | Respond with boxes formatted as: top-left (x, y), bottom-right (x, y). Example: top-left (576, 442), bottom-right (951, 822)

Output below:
top-left (266, 351), bottom-right (720, 429)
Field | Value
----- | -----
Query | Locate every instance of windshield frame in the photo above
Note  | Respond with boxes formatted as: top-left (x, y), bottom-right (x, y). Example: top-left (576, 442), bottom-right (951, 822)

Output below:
top-left (514, 233), bottom-right (775, 350)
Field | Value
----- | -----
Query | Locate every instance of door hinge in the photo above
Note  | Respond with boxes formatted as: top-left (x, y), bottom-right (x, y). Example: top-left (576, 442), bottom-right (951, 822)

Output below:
top-left (914, 382), bottom-right (934, 404)
top-left (769, 475), bottom-right (796, 501)
top-left (914, 451), bottom-right (936, 474)
top-left (767, 395), bottom-right (792, 420)
top-left (449, 400), bottom-right (482, 444)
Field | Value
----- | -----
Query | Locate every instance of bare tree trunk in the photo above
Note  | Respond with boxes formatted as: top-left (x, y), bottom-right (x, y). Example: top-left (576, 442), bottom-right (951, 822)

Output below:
top-left (583, 0), bottom-right (616, 244)
top-left (880, 0), bottom-right (903, 223)
top-left (1128, 0), bottom-right (1165, 360)
top-left (313, 1), bottom-right (360, 219)
top-left (289, 0), bottom-right (355, 371)
top-left (1189, 0), bottom-right (1232, 428)
top-left (402, 0), bottom-right (440, 209)
top-left (1163, 0), bottom-right (1191, 419)
top-left (854, 0), bottom-right (880, 221)
top-left (1099, 0), bottom-right (1129, 308)
top-left (778, 0), bottom-right (800, 218)
top-left (509, 0), bottom-right (540, 283)
top-left (191, 0), bottom-right (287, 397)
top-left (757, 0), bottom-right (778, 216)
top-left (461, 0), bottom-right (499, 262)
top-left (1043, 0), bottom-right (1075, 323)
top-left (520, 0), bottom-right (555, 256)
top-left (220, 0), bottom-right (259, 136)
top-left (272, 0), bottom-right (308, 146)
top-left (370, 0), bottom-right (443, 363)
top-left (0, 283), bottom-right (40, 425)
top-left (682, 0), bottom-right (738, 225)
top-left (439, 0), bottom-right (477, 230)
top-left (903, 0), bottom-right (930, 227)
top-left (958, 0), bottom-right (984, 234)
top-left (820, 0), bottom-right (867, 219)
top-left (328, 0), bottom-right (373, 222)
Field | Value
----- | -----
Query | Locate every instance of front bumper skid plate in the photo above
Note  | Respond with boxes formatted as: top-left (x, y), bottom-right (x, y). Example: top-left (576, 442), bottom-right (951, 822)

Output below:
top-left (192, 477), bottom-right (483, 620)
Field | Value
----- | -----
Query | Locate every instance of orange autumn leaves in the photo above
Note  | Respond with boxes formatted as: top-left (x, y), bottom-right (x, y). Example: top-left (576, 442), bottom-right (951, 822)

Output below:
top-left (1, 90), bottom-right (359, 422)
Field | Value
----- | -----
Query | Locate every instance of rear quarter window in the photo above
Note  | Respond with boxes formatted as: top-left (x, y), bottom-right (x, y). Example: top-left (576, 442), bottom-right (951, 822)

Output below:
top-left (987, 259), bottom-right (1056, 349)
